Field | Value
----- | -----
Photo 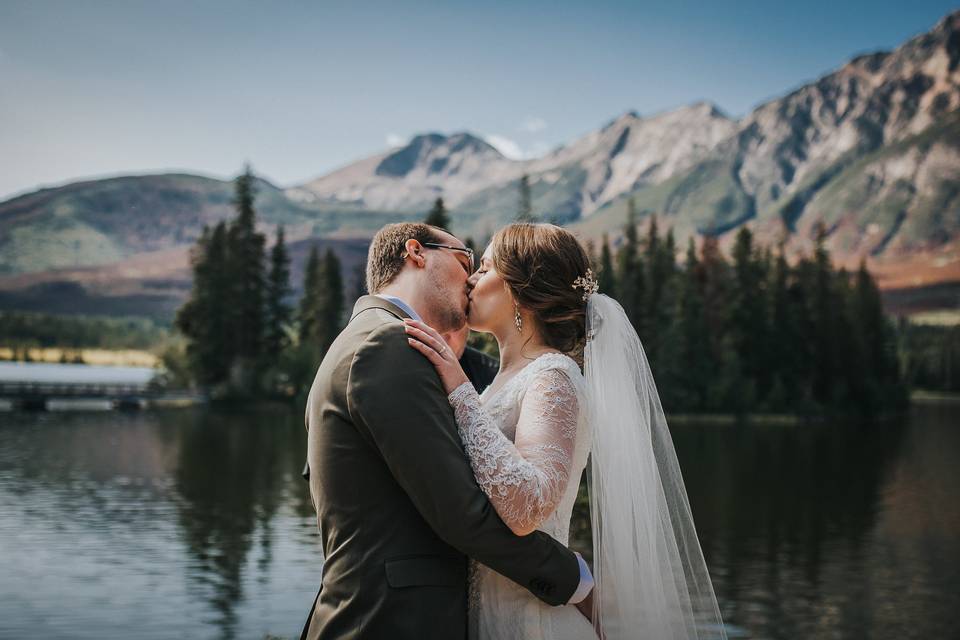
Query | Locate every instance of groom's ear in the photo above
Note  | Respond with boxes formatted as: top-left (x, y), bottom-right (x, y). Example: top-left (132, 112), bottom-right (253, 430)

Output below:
top-left (402, 239), bottom-right (427, 268)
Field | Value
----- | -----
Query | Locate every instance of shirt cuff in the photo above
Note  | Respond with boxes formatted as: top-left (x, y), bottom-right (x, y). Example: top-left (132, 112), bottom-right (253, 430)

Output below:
top-left (567, 552), bottom-right (594, 604)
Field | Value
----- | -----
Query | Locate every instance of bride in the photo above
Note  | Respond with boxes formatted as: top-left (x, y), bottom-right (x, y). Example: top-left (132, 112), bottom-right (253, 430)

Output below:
top-left (404, 223), bottom-right (726, 640)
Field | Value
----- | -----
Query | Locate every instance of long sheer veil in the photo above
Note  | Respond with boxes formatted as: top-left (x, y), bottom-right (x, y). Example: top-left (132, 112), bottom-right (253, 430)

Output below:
top-left (584, 293), bottom-right (726, 639)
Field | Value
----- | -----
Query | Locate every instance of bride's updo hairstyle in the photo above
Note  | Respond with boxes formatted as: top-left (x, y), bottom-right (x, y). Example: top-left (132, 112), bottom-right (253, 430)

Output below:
top-left (490, 223), bottom-right (591, 361)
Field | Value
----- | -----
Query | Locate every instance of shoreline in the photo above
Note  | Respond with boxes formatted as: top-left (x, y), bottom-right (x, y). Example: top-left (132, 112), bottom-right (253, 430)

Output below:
top-left (0, 347), bottom-right (159, 368)
top-left (910, 389), bottom-right (960, 403)
top-left (0, 393), bottom-right (206, 412)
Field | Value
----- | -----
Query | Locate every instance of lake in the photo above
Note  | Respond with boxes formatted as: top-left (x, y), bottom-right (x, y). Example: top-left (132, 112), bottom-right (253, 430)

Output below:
top-left (0, 402), bottom-right (956, 639)
top-left (0, 361), bottom-right (156, 386)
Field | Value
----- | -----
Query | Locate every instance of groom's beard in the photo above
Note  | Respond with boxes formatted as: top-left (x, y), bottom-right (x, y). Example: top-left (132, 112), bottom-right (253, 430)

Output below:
top-left (425, 273), bottom-right (467, 334)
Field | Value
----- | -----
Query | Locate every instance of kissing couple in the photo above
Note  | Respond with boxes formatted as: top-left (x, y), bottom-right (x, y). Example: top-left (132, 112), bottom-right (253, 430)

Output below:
top-left (301, 222), bottom-right (726, 639)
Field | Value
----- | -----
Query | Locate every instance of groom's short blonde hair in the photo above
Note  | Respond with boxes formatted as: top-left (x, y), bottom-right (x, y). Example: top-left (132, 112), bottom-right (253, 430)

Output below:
top-left (366, 222), bottom-right (446, 293)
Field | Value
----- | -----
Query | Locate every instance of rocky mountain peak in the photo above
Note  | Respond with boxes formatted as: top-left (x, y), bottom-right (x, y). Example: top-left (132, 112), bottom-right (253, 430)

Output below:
top-left (732, 8), bottom-right (960, 224)
top-left (602, 110), bottom-right (642, 131)
top-left (374, 132), bottom-right (502, 178)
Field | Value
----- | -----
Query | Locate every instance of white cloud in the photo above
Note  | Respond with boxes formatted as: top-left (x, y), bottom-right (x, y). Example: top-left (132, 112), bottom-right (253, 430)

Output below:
top-left (520, 116), bottom-right (547, 133)
top-left (385, 133), bottom-right (407, 147)
top-left (484, 134), bottom-right (526, 160)
top-left (484, 134), bottom-right (552, 161)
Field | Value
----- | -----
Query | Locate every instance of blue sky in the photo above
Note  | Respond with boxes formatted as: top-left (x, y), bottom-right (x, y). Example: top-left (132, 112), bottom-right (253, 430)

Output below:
top-left (0, 0), bottom-right (956, 200)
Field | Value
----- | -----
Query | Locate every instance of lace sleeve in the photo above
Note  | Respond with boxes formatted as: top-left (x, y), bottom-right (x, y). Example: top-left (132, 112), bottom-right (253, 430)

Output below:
top-left (448, 367), bottom-right (579, 535)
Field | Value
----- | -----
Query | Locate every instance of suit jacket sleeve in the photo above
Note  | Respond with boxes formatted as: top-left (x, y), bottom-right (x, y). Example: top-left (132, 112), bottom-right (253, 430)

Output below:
top-left (346, 322), bottom-right (580, 606)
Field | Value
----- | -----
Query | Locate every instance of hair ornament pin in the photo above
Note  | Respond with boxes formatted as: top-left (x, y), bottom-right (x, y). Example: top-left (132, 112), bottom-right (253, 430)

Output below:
top-left (572, 269), bottom-right (599, 302)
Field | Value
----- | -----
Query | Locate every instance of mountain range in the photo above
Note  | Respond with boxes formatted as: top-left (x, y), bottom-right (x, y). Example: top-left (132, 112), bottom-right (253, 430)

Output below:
top-left (1, 10), bottom-right (957, 320)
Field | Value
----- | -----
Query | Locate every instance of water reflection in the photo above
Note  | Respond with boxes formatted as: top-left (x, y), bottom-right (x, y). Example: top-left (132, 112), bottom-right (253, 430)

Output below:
top-left (174, 408), bottom-right (293, 637)
top-left (0, 404), bottom-right (957, 639)
top-left (670, 406), bottom-right (959, 639)
top-left (0, 407), bottom-right (319, 640)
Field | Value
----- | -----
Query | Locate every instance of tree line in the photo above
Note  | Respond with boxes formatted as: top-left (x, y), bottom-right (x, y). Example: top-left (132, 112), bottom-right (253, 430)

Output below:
top-left (173, 167), bottom-right (346, 397)
top-left (589, 199), bottom-right (910, 417)
top-left (173, 170), bottom-right (923, 414)
top-left (0, 312), bottom-right (167, 356)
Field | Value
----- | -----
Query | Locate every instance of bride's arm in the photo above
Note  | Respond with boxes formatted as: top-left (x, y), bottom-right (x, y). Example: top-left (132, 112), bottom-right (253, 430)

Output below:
top-left (448, 369), bottom-right (578, 536)
top-left (403, 318), bottom-right (579, 536)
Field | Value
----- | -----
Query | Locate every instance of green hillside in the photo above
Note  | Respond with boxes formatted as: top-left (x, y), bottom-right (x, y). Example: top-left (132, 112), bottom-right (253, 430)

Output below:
top-left (0, 173), bottom-right (410, 275)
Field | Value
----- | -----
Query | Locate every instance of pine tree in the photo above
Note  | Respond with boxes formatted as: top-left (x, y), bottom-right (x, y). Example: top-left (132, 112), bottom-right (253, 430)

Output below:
top-left (425, 197), bottom-right (450, 229)
top-left (642, 215), bottom-right (678, 365)
top-left (315, 249), bottom-right (345, 357)
top-left (671, 237), bottom-right (713, 411)
top-left (810, 221), bottom-right (836, 406)
top-left (791, 254), bottom-right (819, 412)
top-left (852, 258), bottom-right (907, 411)
top-left (729, 226), bottom-right (768, 399)
top-left (516, 174), bottom-right (535, 222)
top-left (834, 267), bottom-right (861, 409)
top-left (298, 246), bottom-right (321, 345)
top-left (176, 222), bottom-right (232, 386)
top-left (351, 260), bottom-right (368, 304)
top-left (598, 234), bottom-right (616, 296)
top-left (767, 241), bottom-right (798, 411)
top-left (617, 198), bottom-right (644, 328)
top-left (298, 246), bottom-right (345, 360)
top-left (642, 214), bottom-right (662, 347)
top-left (265, 225), bottom-right (292, 355)
top-left (699, 233), bottom-right (729, 358)
top-left (226, 165), bottom-right (267, 370)
top-left (853, 259), bottom-right (885, 377)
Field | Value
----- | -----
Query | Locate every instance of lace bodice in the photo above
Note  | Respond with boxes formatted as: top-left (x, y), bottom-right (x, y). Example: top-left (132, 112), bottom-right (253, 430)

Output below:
top-left (448, 352), bottom-right (590, 542)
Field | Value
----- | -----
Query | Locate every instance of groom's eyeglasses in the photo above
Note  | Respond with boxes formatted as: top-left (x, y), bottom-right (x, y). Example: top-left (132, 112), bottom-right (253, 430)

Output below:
top-left (422, 243), bottom-right (475, 273)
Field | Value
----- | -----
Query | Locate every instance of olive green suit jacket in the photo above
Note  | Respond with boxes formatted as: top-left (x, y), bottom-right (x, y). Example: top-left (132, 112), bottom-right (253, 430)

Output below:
top-left (301, 295), bottom-right (580, 640)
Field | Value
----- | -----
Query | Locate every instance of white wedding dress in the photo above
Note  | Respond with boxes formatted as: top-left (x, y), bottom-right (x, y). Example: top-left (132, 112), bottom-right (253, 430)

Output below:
top-left (447, 352), bottom-right (596, 640)
top-left (446, 295), bottom-right (727, 640)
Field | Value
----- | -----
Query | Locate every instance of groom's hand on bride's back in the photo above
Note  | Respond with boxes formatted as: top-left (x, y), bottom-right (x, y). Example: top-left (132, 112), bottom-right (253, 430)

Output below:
top-left (574, 587), bottom-right (593, 622)
top-left (575, 588), bottom-right (604, 638)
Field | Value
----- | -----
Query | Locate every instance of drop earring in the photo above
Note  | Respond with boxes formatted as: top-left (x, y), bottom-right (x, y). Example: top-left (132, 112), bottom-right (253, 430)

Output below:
top-left (514, 303), bottom-right (523, 334)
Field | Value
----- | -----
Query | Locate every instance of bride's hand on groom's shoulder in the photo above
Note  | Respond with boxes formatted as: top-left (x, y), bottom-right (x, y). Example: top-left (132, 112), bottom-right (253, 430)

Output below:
top-left (403, 319), bottom-right (470, 395)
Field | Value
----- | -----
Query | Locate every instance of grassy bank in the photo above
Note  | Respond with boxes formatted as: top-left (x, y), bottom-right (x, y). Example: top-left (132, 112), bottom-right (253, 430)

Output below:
top-left (910, 389), bottom-right (960, 403)
top-left (0, 346), bottom-right (159, 367)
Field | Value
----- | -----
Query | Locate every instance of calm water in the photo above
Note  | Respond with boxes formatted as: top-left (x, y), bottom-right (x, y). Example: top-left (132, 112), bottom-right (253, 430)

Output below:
top-left (0, 362), bottom-right (156, 385)
top-left (0, 403), bottom-right (957, 639)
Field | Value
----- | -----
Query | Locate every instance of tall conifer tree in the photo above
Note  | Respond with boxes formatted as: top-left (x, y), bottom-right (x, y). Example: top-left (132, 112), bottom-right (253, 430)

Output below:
top-left (351, 260), bottom-right (368, 304)
top-left (674, 236), bottom-right (713, 410)
top-left (299, 246), bottom-right (321, 345)
top-left (176, 222), bottom-right (232, 386)
top-left (516, 174), bottom-right (535, 221)
top-left (811, 222), bottom-right (837, 405)
top-left (598, 234), bottom-right (616, 296)
top-left (730, 226), bottom-right (768, 399)
top-left (767, 241), bottom-right (797, 410)
top-left (617, 198), bottom-right (644, 328)
top-left (699, 233), bottom-right (729, 357)
top-left (227, 165), bottom-right (267, 369)
top-left (425, 197), bottom-right (450, 228)
top-left (265, 225), bottom-right (292, 355)
top-left (315, 249), bottom-right (345, 357)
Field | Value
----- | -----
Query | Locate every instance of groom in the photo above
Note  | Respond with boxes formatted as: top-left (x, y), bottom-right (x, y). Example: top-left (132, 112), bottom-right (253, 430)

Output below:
top-left (301, 223), bottom-right (593, 639)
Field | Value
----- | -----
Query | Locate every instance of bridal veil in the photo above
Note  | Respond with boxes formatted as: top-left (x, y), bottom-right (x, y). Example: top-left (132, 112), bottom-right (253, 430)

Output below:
top-left (584, 293), bottom-right (726, 639)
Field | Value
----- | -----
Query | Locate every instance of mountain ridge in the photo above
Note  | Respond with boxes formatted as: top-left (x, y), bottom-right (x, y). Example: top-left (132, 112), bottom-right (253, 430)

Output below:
top-left (1, 9), bottom-right (958, 318)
